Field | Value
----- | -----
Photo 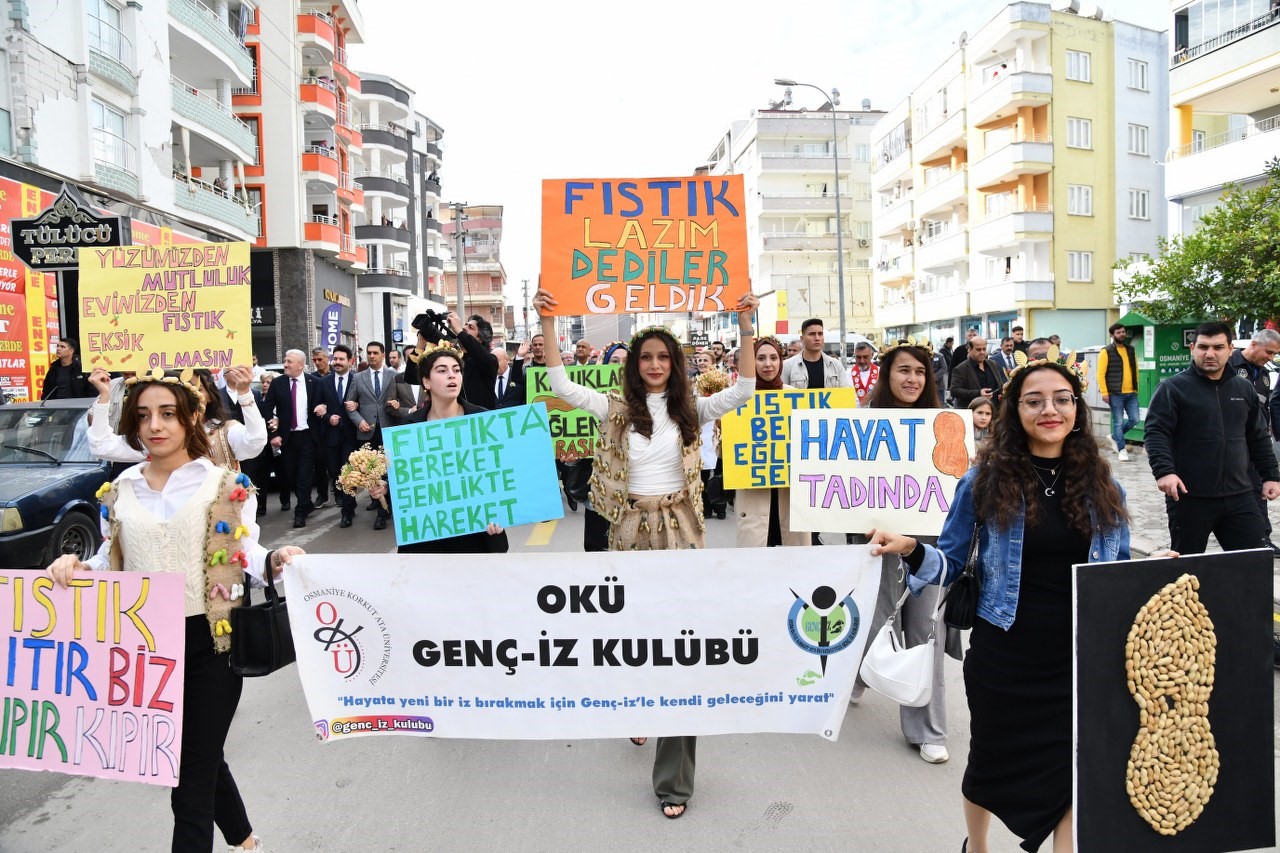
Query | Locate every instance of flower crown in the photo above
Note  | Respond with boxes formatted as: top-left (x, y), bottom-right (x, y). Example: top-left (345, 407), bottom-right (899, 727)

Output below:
top-left (694, 369), bottom-right (732, 397)
top-left (628, 325), bottom-right (680, 349)
top-left (418, 339), bottom-right (464, 360)
top-left (1001, 345), bottom-right (1090, 394)
top-left (878, 336), bottom-right (934, 359)
top-left (124, 367), bottom-right (205, 412)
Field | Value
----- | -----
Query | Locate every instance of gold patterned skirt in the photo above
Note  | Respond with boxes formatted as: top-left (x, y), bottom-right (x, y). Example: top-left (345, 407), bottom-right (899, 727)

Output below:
top-left (609, 487), bottom-right (705, 551)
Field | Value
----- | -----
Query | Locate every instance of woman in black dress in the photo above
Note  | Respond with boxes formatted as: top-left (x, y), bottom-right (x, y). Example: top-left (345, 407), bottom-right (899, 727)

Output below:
top-left (370, 345), bottom-right (509, 554)
top-left (868, 359), bottom-right (1131, 853)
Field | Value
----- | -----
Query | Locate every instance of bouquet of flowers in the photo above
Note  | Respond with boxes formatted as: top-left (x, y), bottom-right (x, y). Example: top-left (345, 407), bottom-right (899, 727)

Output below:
top-left (694, 370), bottom-right (731, 397)
top-left (337, 444), bottom-right (388, 509)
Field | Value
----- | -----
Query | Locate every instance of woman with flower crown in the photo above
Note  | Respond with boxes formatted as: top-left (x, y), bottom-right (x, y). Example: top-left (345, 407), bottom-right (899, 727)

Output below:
top-left (532, 285), bottom-right (758, 820)
top-left (46, 368), bottom-right (304, 853)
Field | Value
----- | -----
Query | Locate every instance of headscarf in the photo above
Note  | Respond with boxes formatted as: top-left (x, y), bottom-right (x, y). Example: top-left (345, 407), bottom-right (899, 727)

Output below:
top-left (602, 341), bottom-right (628, 365)
top-left (753, 336), bottom-right (786, 391)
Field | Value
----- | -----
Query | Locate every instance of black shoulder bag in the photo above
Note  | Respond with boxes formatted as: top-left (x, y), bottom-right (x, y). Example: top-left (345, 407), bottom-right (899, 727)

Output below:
top-left (942, 522), bottom-right (983, 631)
top-left (230, 577), bottom-right (296, 677)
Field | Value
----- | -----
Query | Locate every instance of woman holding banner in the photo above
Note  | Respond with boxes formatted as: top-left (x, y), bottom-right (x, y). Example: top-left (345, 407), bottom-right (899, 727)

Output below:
top-left (867, 358), bottom-right (1130, 853)
top-left (369, 343), bottom-right (510, 554)
top-left (532, 285), bottom-right (758, 820)
top-left (735, 336), bottom-right (809, 548)
top-left (850, 342), bottom-right (956, 765)
top-left (46, 369), bottom-right (303, 853)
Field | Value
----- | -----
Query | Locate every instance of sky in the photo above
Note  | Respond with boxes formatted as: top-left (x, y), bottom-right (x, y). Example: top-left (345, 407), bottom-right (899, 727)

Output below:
top-left (349, 0), bottom-right (1171, 314)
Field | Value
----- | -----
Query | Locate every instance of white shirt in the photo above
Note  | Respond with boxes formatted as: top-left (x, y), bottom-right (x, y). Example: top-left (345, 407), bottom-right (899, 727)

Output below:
top-left (88, 391), bottom-right (267, 463)
top-left (87, 457), bottom-right (270, 583)
top-left (548, 366), bottom-right (754, 496)
top-left (495, 368), bottom-right (512, 400)
top-left (289, 374), bottom-right (309, 431)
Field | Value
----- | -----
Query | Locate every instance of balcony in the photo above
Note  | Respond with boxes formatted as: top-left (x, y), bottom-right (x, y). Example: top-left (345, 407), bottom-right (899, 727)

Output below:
top-left (423, 177), bottom-right (442, 197)
top-left (759, 151), bottom-right (852, 173)
top-left (970, 205), bottom-right (1053, 254)
top-left (969, 277), bottom-right (1055, 313)
top-left (969, 70), bottom-right (1052, 128)
top-left (427, 256), bottom-right (444, 271)
top-left (170, 76), bottom-right (256, 163)
top-left (172, 173), bottom-right (257, 238)
top-left (167, 0), bottom-right (253, 85)
top-left (875, 197), bottom-right (913, 237)
top-left (333, 47), bottom-right (351, 84)
top-left (304, 215), bottom-right (342, 253)
top-left (426, 141), bottom-right (442, 161)
top-left (972, 135), bottom-right (1053, 189)
top-left (874, 248), bottom-right (914, 286)
top-left (296, 11), bottom-right (335, 58)
top-left (1171, 9), bottom-right (1280, 83)
top-left (301, 145), bottom-right (340, 185)
top-left (355, 223), bottom-right (411, 250)
top-left (299, 78), bottom-right (338, 121)
top-left (88, 16), bottom-right (136, 95)
top-left (356, 170), bottom-right (410, 201)
top-left (426, 218), bottom-right (443, 234)
top-left (759, 191), bottom-right (850, 214)
top-left (877, 299), bottom-right (916, 328)
top-left (915, 289), bottom-right (970, 322)
top-left (359, 124), bottom-right (407, 158)
top-left (916, 167), bottom-right (968, 218)
top-left (92, 129), bottom-right (139, 198)
top-left (359, 267), bottom-right (415, 292)
top-left (872, 147), bottom-right (912, 192)
top-left (335, 104), bottom-right (363, 148)
top-left (337, 173), bottom-right (365, 211)
top-left (358, 79), bottom-right (411, 121)
top-left (916, 230), bottom-right (968, 270)
top-left (913, 109), bottom-right (967, 163)
top-left (1166, 115), bottom-right (1280, 199)
top-left (762, 232), bottom-right (839, 251)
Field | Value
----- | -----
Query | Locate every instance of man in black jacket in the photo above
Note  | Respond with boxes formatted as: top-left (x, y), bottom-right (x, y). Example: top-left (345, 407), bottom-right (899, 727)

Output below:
top-left (448, 312), bottom-right (499, 409)
top-left (319, 344), bottom-right (360, 528)
top-left (262, 349), bottom-right (325, 528)
top-left (41, 338), bottom-right (93, 399)
top-left (1145, 321), bottom-right (1280, 554)
top-left (950, 337), bottom-right (1007, 407)
top-left (1226, 328), bottom-right (1280, 551)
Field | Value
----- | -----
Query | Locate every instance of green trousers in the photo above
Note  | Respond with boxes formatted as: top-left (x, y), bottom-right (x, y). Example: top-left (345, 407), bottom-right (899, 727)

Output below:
top-left (652, 736), bottom-right (696, 803)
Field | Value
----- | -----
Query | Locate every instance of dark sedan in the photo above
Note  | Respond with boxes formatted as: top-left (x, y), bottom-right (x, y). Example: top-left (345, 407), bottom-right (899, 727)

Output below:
top-left (0, 398), bottom-right (112, 569)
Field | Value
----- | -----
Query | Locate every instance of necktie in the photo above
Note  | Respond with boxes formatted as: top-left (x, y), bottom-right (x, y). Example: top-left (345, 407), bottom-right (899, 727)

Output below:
top-left (337, 375), bottom-right (344, 401)
top-left (290, 378), bottom-right (298, 430)
top-left (496, 375), bottom-right (505, 399)
top-left (373, 370), bottom-right (381, 398)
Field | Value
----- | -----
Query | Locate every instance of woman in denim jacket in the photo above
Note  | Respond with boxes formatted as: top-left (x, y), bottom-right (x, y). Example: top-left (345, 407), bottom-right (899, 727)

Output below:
top-left (869, 361), bottom-right (1130, 853)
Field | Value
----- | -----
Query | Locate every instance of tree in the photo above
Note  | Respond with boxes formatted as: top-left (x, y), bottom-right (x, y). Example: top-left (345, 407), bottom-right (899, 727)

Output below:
top-left (1114, 158), bottom-right (1280, 326)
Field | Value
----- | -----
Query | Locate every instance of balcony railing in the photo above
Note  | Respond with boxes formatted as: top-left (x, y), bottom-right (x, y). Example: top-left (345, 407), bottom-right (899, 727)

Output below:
top-left (303, 75), bottom-right (338, 91)
top-left (980, 130), bottom-right (1052, 158)
top-left (300, 9), bottom-right (334, 24)
top-left (172, 170), bottom-right (257, 234)
top-left (310, 214), bottom-right (338, 226)
top-left (1173, 9), bottom-right (1280, 65)
top-left (168, 0), bottom-right (254, 80)
top-left (1168, 115), bottom-right (1279, 160)
top-left (170, 75), bottom-right (255, 155)
top-left (355, 167), bottom-right (407, 182)
top-left (981, 202), bottom-right (1052, 223)
top-left (89, 15), bottom-right (132, 64)
top-left (231, 68), bottom-right (257, 97)
top-left (304, 143), bottom-right (338, 158)
top-left (335, 47), bottom-right (348, 67)
top-left (93, 128), bottom-right (137, 174)
top-left (341, 234), bottom-right (355, 254)
top-left (359, 123), bottom-right (407, 138)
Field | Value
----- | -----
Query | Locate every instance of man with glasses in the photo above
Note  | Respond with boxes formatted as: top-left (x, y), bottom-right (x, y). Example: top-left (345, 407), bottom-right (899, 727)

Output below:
top-left (1145, 321), bottom-right (1280, 555)
top-left (1097, 323), bottom-right (1140, 461)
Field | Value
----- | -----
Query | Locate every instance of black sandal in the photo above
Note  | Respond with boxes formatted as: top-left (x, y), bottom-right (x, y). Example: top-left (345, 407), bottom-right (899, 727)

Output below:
top-left (659, 800), bottom-right (687, 819)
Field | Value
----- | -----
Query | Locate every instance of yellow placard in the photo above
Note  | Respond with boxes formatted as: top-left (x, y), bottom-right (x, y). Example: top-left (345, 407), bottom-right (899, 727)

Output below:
top-left (721, 388), bottom-right (858, 489)
top-left (77, 242), bottom-right (251, 372)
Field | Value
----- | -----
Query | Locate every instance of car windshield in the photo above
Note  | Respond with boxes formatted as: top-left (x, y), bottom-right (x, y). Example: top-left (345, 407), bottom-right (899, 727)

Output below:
top-left (0, 407), bottom-right (95, 463)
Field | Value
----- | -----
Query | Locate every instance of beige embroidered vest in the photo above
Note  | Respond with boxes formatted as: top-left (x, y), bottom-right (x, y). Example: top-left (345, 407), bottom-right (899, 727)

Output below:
top-left (205, 421), bottom-right (239, 471)
top-left (589, 393), bottom-right (704, 525)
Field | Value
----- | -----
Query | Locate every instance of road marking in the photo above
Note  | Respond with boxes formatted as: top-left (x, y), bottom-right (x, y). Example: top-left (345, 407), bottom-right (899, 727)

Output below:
top-left (525, 520), bottom-right (557, 547)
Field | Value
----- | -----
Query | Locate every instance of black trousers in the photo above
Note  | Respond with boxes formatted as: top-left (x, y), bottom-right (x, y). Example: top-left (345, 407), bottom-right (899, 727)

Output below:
top-left (281, 429), bottom-right (316, 519)
top-left (313, 449), bottom-right (329, 502)
top-left (583, 506), bottom-right (609, 552)
top-left (1166, 491), bottom-right (1268, 554)
top-left (325, 439), bottom-right (357, 518)
top-left (1249, 467), bottom-right (1273, 538)
top-left (172, 616), bottom-right (252, 852)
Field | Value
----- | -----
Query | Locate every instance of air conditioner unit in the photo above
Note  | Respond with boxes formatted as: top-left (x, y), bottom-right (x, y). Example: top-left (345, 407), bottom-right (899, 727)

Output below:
top-left (906, 220), bottom-right (918, 231)
top-left (858, 239), bottom-right (870, 248)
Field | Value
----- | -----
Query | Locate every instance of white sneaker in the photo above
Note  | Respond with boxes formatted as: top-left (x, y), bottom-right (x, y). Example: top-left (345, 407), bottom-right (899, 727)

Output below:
top-left (1117, 448), bottom-right (1130, 461)
top-left (919, 743), bottom-right (950, 764)
top-left (229, 836), bottom-right (266, 853)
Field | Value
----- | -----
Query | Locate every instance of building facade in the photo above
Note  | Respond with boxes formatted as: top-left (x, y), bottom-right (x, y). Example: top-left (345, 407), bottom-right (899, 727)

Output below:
top-left (1165, 0), bottom-right (1279, 235)
top-left (441, 205), bottom-right (510, 346)
top-left (870, 1), bottom-right (1168, 349)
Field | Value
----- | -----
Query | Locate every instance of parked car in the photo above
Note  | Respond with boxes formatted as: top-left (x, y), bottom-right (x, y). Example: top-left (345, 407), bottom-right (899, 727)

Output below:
top-left (0, 398), bottom-right (112, 569)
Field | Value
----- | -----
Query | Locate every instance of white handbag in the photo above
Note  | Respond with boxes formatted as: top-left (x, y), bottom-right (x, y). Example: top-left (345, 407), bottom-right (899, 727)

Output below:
top-left (858, 582), bottom-right (945, 708)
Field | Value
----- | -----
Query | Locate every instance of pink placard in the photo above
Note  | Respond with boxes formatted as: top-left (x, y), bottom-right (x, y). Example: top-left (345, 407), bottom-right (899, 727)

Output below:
top-left (1, 572), bottom-right (186, 786)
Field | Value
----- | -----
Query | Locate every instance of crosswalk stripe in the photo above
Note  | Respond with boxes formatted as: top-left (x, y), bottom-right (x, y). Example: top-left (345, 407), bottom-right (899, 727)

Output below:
top-left (525, 520), bottom-right (557, 547)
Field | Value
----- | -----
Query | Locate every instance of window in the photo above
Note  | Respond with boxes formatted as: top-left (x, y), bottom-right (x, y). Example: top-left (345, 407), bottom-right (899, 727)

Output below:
top-left (1128, 123), bottom-right (1149, 155)
top-left (88, 0), bottom-right (126, 61)
top-left (853, 182), bottom-right (872, 201)
top-left (1067, 117), bottom-right (1092, 149)
top-left (1066, 50), bottom-right (1091, 82)
top-left (244, 187), bottom-right (263, 237)
top-left (984, 191), bottom-right (1013, 219)
top-left (1129, 189), bottom-right (1150, 220)
top-left (1067, 184), bottom-right (1093, 216)
top-left (1192, 129), bottom-right (1206, 153)
top-left (1189, 202), bottom-right (1214, 227)
top-left (1127, 58), bottom-right (1149, 91)
top-left (1067, 251), bottom-right (1093, 282)
top-left (852, 143), bottom-right (870, 162)
top-left (91, 99), bottom-right (131, 171)
top-left (0, 109), bottom-right (11, 158)
top-left (854, 220), bottom-right (872, 240)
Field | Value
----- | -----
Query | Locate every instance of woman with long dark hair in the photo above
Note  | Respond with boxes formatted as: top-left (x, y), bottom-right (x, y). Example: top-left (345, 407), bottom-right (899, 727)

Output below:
top-left (868, 359), bottom-right (1130, 853)
top-left (532, 285), bottom-right (758, 820)
top-left (736, 336), bottom-right (809, 548)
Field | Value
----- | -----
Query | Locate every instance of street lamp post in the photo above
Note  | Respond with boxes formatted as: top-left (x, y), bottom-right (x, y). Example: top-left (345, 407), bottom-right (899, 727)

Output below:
top-left (775, 78), bottom-right (846, 361)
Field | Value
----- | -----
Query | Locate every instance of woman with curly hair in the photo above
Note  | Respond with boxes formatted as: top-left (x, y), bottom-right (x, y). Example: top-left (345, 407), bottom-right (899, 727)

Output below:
top-left (735, 336), bottom-right (810, 548)
top-left (868, 359), bottom-right (1131, 853)
top-left (532, 285), bottom-right (758, 820)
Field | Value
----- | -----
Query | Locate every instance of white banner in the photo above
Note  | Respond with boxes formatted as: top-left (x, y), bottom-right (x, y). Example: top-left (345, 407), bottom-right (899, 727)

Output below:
top-left (789, 408), bottom-right (974, 535)
top-left (284, 547), bottom-right (880, 742)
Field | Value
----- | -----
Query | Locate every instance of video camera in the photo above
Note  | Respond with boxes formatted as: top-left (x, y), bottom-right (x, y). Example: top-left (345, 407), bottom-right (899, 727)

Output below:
top-left (409, 309), bottom-right (458, 345)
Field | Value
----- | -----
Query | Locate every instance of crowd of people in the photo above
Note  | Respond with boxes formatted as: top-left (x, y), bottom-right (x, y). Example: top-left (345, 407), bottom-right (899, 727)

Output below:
top-left (34, 307), bottom-right (1280, 852)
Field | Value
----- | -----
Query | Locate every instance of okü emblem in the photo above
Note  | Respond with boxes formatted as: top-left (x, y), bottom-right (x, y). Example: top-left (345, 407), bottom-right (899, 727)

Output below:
top-left (1124, 573), bottom-right (1218, 835)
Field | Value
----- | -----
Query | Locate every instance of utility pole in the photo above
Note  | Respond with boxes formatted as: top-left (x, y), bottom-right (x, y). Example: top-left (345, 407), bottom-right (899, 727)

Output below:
top-left (452, 201), bottom-right (468, 320)
top-left (521, 278), bottom-right (530, 339)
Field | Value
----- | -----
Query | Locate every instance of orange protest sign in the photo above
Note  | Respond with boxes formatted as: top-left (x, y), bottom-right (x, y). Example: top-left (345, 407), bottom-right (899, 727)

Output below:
top-left (540, 176), bottom-right (748, 315)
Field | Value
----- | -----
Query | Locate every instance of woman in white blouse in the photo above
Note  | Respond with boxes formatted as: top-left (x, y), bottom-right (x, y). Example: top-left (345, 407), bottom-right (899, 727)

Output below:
top-left (48, 373), bottom-right (302, 853)
top-left (87, 366), bottom-right (266, 471)
top-left (531, 286), bottom-right (758, 821)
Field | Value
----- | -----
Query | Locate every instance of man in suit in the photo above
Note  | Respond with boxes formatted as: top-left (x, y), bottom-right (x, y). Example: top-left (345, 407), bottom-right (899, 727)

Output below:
top-left (346, 340), bottom-right (396, 529)
top-left (319, 344), bottom-right (360, 528)
top-left (310, 347), bottom-right (333, 508)
top-left (493, 347), bottom-right (524, 408)
top-left (996, 336), bottom-right (1018, 372)
top-left (951, 336), bottom-right (1008, 408)
top-left (263, 349), bottom-right (325, 528)
top-left (386, 354), bottom-right (425, 425)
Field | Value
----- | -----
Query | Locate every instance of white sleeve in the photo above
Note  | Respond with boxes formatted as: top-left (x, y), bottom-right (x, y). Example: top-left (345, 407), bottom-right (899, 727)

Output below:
top-left (227, 393), bottom-right (267, 460)
top-left (697, 377), bottom-right (756, 423)
top-left (87, 401), bottom-right (146, 463)
top-left (238, 491), bottom-right (272, 586)
top-left (84, 510), bottom-right (111, 571)
top-left (546, 366), bottom-right (609, 420)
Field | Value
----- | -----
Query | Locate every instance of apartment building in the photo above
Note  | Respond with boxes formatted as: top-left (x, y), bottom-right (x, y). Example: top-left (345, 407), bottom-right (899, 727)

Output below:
top-left (1165, 0), bottom-right (1279, 234)
top-left (441, 205), bottom-right (511, 346)
top-left (696, 107), bottom-right (883, 346)
top-left (870, 1), bottom-right (1168, 349)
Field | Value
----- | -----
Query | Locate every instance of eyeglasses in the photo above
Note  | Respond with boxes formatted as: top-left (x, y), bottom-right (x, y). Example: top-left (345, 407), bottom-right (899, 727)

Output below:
top-left (1018, 393), bottom-right (1077, 414)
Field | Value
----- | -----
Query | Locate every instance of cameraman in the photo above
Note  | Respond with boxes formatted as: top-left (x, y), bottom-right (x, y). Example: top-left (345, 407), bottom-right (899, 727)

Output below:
top-left (448, 312), bottom-right (500, 409)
